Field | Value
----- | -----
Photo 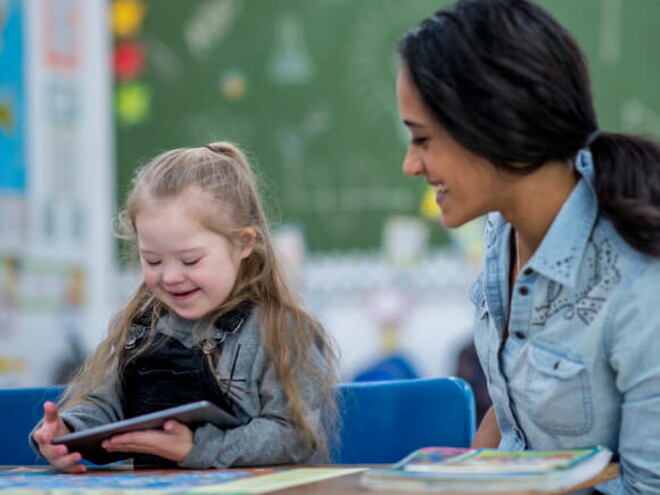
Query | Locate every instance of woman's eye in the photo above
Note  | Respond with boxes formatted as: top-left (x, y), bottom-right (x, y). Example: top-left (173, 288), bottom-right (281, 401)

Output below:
top-left (144, 260), bottom-right (161, 266)
top-left (183, 259), bottom-right (200, 266)
top-left (411, 136), bottom-right (429, 146)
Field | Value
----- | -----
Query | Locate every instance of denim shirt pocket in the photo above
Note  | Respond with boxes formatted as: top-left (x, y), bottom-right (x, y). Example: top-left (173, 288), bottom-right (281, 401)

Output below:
top-left (526, 343), bottom-right (593, 436)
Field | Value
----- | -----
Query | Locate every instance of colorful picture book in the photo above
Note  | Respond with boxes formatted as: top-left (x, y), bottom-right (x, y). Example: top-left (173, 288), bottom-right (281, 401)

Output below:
top-left (361, 446), bottom-right (615, 492)
top-left (0, 466), bottom-right (364, 495)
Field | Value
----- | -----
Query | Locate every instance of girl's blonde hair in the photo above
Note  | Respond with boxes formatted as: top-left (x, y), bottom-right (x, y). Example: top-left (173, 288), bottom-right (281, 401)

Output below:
top-left (60, 142), bottom-right (338, 459)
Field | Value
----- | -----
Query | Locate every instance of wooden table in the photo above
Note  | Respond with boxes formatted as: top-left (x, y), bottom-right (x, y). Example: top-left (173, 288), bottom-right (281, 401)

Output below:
top-left (0, 463), bottom-right (618, 494)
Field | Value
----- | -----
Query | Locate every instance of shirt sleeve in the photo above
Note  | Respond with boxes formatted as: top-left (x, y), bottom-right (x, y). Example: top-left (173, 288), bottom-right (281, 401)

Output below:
top-left (179, 341), bottom-right (328, 468)
top-left (60, 364), bottom-right (125, 430)
top-left (605, 264), bottom-right (660, 494)
top-left (28, 363), bottom-right (124, 457)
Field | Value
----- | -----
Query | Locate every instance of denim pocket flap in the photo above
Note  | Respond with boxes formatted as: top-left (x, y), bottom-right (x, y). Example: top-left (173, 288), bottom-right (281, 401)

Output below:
top-left (530, 345), bottom-right (585, 380)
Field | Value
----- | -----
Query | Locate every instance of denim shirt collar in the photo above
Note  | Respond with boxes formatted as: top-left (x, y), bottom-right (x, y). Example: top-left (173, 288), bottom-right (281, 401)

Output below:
top-left (527, 150), bottom-right (598, 286)
top-left (486, 150), bottom-right (599, 287)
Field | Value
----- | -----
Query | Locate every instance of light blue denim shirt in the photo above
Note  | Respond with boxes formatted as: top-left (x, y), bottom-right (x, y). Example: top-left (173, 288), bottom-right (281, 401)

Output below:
top-left (470, 151), bottom-right (660, 494)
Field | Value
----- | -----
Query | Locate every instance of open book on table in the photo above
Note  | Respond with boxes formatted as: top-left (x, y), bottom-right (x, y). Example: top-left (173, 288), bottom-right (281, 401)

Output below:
top-left (361, 445), bottom-right (616, 493)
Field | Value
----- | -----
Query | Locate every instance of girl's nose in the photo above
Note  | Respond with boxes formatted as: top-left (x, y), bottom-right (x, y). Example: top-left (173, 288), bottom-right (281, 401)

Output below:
top-left (161, 263), bottom-right (184, 284)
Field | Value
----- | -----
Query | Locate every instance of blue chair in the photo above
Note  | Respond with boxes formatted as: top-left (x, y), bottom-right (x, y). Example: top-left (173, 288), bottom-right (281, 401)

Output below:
top-left (0, 386), bottom-right (65, 465)
top-left (352, 352), bottom-right (420, 382)
top-left (333, 377), bottom-right (476, 464)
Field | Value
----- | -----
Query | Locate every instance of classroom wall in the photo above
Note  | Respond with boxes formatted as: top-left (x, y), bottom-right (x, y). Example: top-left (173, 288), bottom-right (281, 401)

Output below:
top-left (1, 0), bottom-right (659, 387)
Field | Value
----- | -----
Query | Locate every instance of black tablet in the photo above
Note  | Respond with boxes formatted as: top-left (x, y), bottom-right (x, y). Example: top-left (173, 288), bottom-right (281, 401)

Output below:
top-left (52, 400), bottom-right (240, 464)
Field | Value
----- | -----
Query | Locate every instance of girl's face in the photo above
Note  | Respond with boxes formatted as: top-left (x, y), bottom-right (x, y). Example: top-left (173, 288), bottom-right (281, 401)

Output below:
top-left (396, 67), bottom-right (511, 228)
top-left (135, 192), bottom-right (255, 320)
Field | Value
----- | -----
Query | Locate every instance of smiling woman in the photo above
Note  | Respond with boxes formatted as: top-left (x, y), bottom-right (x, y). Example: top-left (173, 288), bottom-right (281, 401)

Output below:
top-left (396, 0), bottom-right (660, 493)
top-left (29, 141), bottom-right (339, 472)
top-left (397, 66), bottom-right (510, 230)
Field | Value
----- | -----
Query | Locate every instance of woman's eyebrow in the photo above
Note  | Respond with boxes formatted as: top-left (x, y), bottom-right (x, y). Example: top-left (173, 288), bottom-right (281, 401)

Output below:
top-left (403, 119), bottom-right (424, 128)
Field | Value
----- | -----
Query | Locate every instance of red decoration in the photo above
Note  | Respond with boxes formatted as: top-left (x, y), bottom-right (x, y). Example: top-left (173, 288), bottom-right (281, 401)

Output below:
top-left (113, 40), bottom-right (145, 81)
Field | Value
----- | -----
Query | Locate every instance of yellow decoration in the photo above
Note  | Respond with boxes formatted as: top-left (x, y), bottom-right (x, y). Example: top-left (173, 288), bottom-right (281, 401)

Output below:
top-left (420, 185), bottom-right (441, 220)
top-left (221, 72), bottom-right (248, 101)
top-left (111, 0), bottom-right (147, 39)
top-left (0, 100), bottom-right (14, 133)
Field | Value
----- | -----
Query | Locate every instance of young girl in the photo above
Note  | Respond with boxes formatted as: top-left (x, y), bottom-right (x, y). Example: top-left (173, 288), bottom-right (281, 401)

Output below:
top-left (397, 0), bottom-right (660, 493)
top-left (31, 142), bottom-right (338, 472)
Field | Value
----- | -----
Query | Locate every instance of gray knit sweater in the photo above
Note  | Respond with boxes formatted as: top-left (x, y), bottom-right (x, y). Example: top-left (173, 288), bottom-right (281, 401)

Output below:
top-left (30, 308), bottom-right (331, 468)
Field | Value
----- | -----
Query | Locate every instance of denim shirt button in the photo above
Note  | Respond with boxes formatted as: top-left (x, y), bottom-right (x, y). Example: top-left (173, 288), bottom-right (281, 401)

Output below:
top-left (519, 286), bottom-right (529, 295)
top-left (514, 331), bottom-right (526, 339)
top-left (523, 268), bottom-right (533, 276)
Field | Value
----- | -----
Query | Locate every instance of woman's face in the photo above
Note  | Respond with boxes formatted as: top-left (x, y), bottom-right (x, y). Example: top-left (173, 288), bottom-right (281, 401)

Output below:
top-left (396, 67), bottom-right (510, 229)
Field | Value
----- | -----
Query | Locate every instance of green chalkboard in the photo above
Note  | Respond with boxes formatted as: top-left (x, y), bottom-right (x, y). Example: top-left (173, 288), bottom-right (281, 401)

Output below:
top-left (114, 0), bottom-right (660, 252)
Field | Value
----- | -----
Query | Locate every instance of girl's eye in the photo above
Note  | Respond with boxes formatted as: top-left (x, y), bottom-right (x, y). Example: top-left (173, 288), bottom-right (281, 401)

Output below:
top-left (145, 260), bottom-right (161, 266)
top-left (183, 259), bottom-right (200, 266)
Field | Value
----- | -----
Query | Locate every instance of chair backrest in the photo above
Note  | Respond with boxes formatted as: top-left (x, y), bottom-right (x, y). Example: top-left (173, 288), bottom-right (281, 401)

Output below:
top-left (333, 377), bottom-right (476, 464)
top-left (0, 386), bottom-right (65, 465)
top-left (352, 352), bottom-right (420, 382)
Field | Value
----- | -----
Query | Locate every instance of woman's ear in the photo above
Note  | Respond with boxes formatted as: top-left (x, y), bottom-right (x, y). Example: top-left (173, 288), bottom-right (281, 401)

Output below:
top-left (239, 227), bottom-right (257, 259)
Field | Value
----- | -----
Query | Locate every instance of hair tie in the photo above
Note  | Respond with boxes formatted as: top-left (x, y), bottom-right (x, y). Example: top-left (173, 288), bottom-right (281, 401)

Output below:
top-left (584, 127), bottom-right (602, 149)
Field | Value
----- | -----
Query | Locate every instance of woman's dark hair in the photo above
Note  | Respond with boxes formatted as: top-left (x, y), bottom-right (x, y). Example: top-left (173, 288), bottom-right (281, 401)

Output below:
top-left (399, 0), bottom-right (660, 256)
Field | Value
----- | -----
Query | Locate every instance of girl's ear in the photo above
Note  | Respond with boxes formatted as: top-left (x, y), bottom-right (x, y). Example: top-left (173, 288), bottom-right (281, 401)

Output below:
top-left (239, 227), bottom-right (257, 259)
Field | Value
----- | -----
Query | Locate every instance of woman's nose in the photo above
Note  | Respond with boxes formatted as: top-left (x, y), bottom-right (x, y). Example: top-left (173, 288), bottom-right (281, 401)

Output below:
top-left (402, 147), bottom-right (423, 177)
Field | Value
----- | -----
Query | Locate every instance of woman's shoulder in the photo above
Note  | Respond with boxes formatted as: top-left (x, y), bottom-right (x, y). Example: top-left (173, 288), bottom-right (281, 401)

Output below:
top-left (593, 214), bottom-right (660, 279)
top-left (591, 217), bottom-right (660, 322)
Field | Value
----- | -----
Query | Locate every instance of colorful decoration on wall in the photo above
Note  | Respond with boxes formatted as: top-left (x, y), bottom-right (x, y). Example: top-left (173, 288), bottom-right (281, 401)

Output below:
top-left (0, 0), bottom-right (24, 190)
top-left (112, 0), bottom-right (150, 126)
top-left (267, 12), bottom-right (314, 85)
top-left (113, 39), bottom-right (144, 80)
top-left (0, 94), bottom-right (14, 133)
top-left (111, 0), bottom-right (147, 39)
top-left (0, 0), bottom-right (27, 251)
top-left (220, 69), bottom-right (248, 102)
top-left (42, 0), bottom-right (81, 72)
top-left (115, 81), bottom-right (150, 126)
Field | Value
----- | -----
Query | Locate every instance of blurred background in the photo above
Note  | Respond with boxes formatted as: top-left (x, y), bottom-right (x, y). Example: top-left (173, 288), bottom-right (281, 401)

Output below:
top-left (1, 0), bottom-right (658, 420)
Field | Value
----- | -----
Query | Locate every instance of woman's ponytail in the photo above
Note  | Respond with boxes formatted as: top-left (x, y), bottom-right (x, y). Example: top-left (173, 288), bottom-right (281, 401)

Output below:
top-left (590, 132), bottom-right (660, 256)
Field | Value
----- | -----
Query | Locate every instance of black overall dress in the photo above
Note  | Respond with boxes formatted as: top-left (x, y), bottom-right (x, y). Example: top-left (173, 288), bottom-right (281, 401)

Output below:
top-left (119, 304), bottom-right (252, 467)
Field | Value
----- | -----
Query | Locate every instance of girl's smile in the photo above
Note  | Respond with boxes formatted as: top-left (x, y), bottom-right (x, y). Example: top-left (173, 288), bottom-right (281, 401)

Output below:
top-left (135, 188), bottom-right (254, 320)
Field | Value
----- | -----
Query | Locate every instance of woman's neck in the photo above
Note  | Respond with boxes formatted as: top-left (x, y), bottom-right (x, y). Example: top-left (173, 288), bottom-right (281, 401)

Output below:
top-left (502, 159), bottom-right (578, 267)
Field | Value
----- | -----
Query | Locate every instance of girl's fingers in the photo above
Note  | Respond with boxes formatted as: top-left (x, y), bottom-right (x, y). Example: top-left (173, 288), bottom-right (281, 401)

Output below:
top-left (41, 443), bottom-right (70, 458)
top-left (50, 451), bottom-right (85, 472)
top-left (42, 402), bottom-right (60, 423)
top-left (33, 429), bottom-right (49, 446)
top-left (65, 464), bottom-right (87, 474)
